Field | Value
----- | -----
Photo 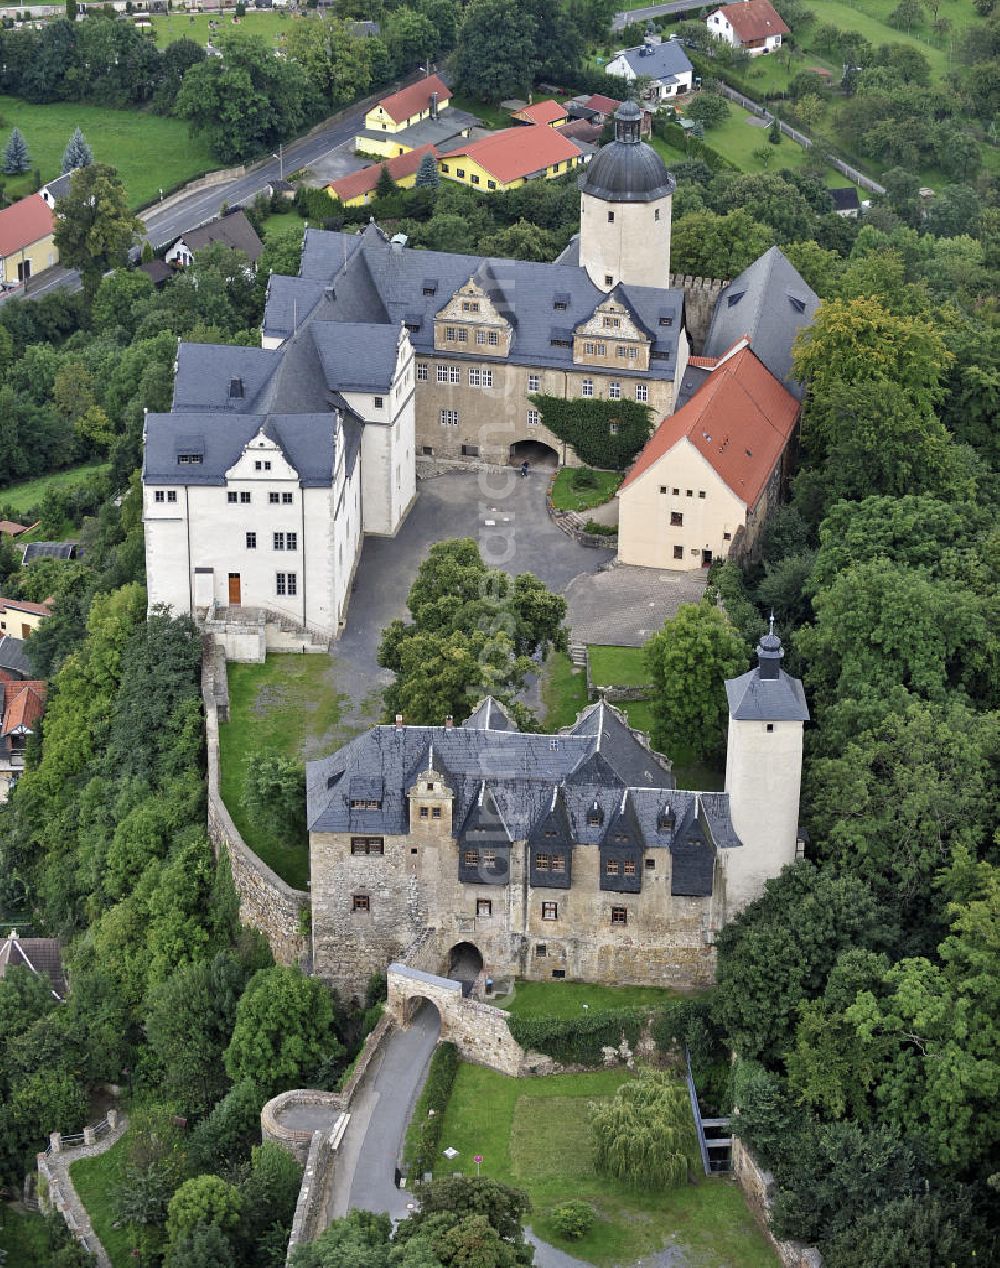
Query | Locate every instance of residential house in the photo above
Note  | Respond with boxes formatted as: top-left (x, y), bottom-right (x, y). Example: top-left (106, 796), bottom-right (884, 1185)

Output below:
top-left (437, 123), bottom-right (587, 192)
top-left (39, 170), bottom-right (74, 210)
top-left (617, 341), bottom-right (800, 569)
top-left (829, 186), bottom-right (861, 217)
top-left (512, 100), bottom-right (569, 127)
top-left (0, 677), bottom-right (46, 802)
top-left (0, 635), bottom-right (32, 680)
top-left (0, 596), bottom-right (52, 640)
top-left (0, 194), bottom-right (58, 288)
top-left (329, 144), bottom-right (438, 207)
top-left (605, 34), bottom-right (694, 101)
top-left (567, 93), bottom-right (653, 135)
top-left (165, 209), bottom-right (263, 269)
top-left (0, 930), bottom-right (65, 998)
top-left (706, 0), bottom-right (789, 54)
top-left (358, 75), bottom-right (455, 158)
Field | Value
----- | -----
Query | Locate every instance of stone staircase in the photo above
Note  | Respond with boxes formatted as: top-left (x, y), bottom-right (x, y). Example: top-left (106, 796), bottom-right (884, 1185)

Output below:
top-left (568, 642), bottom-right (588, 670)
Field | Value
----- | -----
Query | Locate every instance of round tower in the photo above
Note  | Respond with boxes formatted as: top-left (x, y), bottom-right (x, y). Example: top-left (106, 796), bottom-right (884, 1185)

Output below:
top-left (722, 618), bottom-right (809, 912)
top-left (578, 100), bottom-right (675, 292)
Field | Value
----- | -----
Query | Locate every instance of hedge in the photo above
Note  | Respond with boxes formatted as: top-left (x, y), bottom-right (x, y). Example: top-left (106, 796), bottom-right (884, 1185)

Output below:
top-left (404, 1042), bottom-right (460, 1178)
top-left (531, 394), bottom-right (653, 470)
top-left (507, 1007), bottom-right (651, 1065)
top-left (652, 116), bottom-right (741, 174)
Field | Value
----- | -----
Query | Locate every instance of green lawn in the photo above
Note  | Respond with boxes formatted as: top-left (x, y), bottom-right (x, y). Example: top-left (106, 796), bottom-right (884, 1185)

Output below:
top-left (798, 0), bottom-right (951, 78)
top-left (219, 654), bottom-right (349, 889)
top-left (550, 468), bottom-right (622, 512)
top-left (434, 1063), bottom-right (775, 1267)
top-left (150, 9), bottom-right (296, 49)
top-left (0, 1205), bottom-right (49, 1266)
top-left (541, 651), bottom-right (589, 731)
top-left (587, 644), bottom-right (651, 688)
top-left (496, 978), bottom-right (674, 1016)
top-left (70, 1133), bottom-right (136, 1268)
top-left (0, 463), bottom-right (110, 517)
top-left (449, 93), bottom-right (515, 131)
top-left (0, 96), bottom-right (217, 209)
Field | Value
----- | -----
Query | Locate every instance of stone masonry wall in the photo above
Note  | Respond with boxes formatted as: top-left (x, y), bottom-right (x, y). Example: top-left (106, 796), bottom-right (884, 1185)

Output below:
top-left (202, 640), bottom-right (309, 967)
top-left (669, 274), bottom-right (726, 354)
top-left (732, 1137), bottom-right (823, 1268)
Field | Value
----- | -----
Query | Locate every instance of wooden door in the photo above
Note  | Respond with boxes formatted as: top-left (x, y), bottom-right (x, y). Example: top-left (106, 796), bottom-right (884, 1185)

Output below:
top-left (227, 573), bottom-right (241, 606)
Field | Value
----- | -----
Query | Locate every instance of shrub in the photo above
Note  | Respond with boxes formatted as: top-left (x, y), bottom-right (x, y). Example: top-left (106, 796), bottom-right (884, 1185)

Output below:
top-left (551, 1199), bottom-right (596, 1240)
top-left (505, 1008), bottom-right (648, 1064)
top-left (530, 395), bottom-right (653, 470)
top-left (405, 1042), bottom-right (459, 1178)
top-left (571, 467), bottom-right (599, 489)
top-left (590, 1071), bottom-right (693, 1188)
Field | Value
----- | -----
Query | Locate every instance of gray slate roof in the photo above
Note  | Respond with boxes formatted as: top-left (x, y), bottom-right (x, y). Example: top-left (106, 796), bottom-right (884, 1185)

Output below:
top-left (22, 542), bottom-right (77, 563)
top-left (175, 209), bottom-right (263, 264)
top-left (703, 246), bottom-right (818, 399)
top-left (143, 412), bottom-right (337, 488)
top-left (465, 696), bottom-right (516, 731)
top-left (611, 39), bottom-right (693, 84)
top-left (725, 667), bottom-right (810, 722)
top-left (41, 171), bottom-right (74, 202)
top-left (312, 322), bottom-right (400, 393)
top-left (307, 699), bottom-right (736, 898)
top-left (0, 635), bottom-right (31, 679)
top-left (173, 344), bottom-right (282, 412)
top-left (0, 933), bottom-right (65, 999)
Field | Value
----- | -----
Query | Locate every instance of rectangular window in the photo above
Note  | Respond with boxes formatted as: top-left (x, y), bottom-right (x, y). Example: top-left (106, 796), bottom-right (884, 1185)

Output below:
top-left (440, 410), bottom-right (460, 426)
top-left (552, 968), bottom-right (566, 979)
top-left (462, 300), bottom-right (480, 312)
top-left (609, 382), bottom-right (622, 400)
top-left (528, 374), bottom-right (540, 392)
top-left (582, 379), bottom-right (594, 398)
top-left (419, 806), bottom-right (429, 818)
top-left (273, 532), bottom-right (285, 550)
top-left (609, 421), bottom-right (620, 435)
top-left (374, 396), bottom-right (383, 409)
top-left (482, 369), bottom-right (493, 387)
top-left (240, 491), bottom-right (251, 504)
top-left (483, 849), bottom-right (496, 866)
top-left (542, 901), bottom-right (558, 920)
top-left (605, 275), bottom-right (614, 287)
top-left (486, 331), bottom-right (497, 346)
top-left (282, 492), bottom-right (293, 504)
top-left (623, 859), bottom-right (636, 876)
top-left (611, 906), bottom-right (628, 925)
top-left (437, 365), bottom-right (449, 383)
top-left (699, 490), bottom-right (706, 499)
top-left (246, 532), bottom-right (256, 549)
top-left (606, 859), bottom-right (620, 876)
top-left (645, 857), bottom-right (655, 870)
top-left (535, 853), bottom-right (550, 871)
top-left (671, 512), bottom-right (683, 527)
top-left (673, 545), bottom-right (684, 559)
top-left (154, 490), bottom-right (165, 502)
top-left (527, 409), bottom-right (540, 427)
top-left (456, 168), bottom-right (465, 179)
top-left (269, 492), bottom-right (280, 504)
top-left (350, 837), bottom-right (385, 855)
top-left (417, 363), bottom-right (428, 381)
top-left (551, 854), bottom-right (565, 872)
top-left (636, 383), bottom-right (648, 402)
top-left (476, 330), bottom-right (486, 345)
top-left (177, 453), bottom-right (203, 465)
top-left (469, 367), bottom-right (481, 387)
top-left (477, 898), bottom-right (492, 916)
top-left (655, 209), bottom-right (661, 222)
top-left (607, 210), bottom-right (615, 223)
top-left (616, 345), bottom-right (626, 359)
top-left (463, 850), bottom-right (479, 867)
top-left (255, 460), bottom-right (262, 470)
top-left (628, 347), bottom-right (638, 360)
top-left (461, 443), bottom-right (479, 457)
top-left (432, 807), bottom-right (441, 818)
top-left (276, 572), bottom-right (297, 596)
top-left (352, 894), bottom-right (370, 912)
top-left (445, 327), bottom-right (456, 341)
top-left (603, 317), bottom-right (621, 329)
top-left (488, 180), bottom-right (496, 190)
top-left (449, 366), bottom-right (461, 384)
top-left (659, 315), bottom-right (672, 327)
top-left (286, 532), bottom-right (298, 552)
top-left (536, 943), bottom-right (547, 957)
top-left (584, 341), bottom-right (595, 355)
top-left (228, 491), bottom-right (238, 503)
top-left (723, 531), bottom-right (732, 541)
top-left (457, 328), bottom-right (468, 343)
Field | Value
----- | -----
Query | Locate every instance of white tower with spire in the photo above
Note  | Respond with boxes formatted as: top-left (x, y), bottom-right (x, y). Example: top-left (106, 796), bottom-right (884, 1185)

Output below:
top-left (721, 617), bottom-right (809, 912)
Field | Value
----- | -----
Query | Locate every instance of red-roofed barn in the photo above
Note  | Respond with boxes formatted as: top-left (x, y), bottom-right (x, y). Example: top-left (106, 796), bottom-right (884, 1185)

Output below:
top-left (617, 342), bottom-right (800, 569)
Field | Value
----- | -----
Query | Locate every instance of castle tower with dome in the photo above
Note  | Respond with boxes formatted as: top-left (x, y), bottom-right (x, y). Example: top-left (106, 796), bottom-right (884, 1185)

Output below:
top-left (578, 100), bottom-right (675, 293)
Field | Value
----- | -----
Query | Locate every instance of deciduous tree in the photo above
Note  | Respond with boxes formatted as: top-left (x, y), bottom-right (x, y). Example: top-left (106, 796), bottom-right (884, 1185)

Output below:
top-left (53, 163), bottom-right (141, 298)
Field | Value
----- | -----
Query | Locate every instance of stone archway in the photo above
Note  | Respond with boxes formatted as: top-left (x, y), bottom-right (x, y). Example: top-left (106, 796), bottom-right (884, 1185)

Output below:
top-left (448, 941), bottom-right (484, 986)
top-left (510, 438), bottom-right (559, 469)
top-left (402, 994), bottom-right (442, 1026)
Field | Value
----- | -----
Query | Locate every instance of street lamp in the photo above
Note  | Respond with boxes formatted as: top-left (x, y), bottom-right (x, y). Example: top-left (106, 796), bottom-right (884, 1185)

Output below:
top-left (272, 143), bottom-right (284, 180)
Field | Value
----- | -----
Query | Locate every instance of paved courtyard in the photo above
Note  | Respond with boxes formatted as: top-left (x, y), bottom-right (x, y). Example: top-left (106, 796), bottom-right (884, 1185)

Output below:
top-left (565, 563), bottom-right (707, 648)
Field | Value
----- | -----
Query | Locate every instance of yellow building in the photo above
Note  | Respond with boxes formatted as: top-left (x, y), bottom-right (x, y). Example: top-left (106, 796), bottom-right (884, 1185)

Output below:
top-left (438, 124), bottom-right (585, 193)
top-left (0, 596), bottom-right (51, 640)
top-left (329, 145), bottom-right (438, 207)
top-left (0, 194), bottom-right (57, 289)
top-left (359, 75), bottom-right (452, 157)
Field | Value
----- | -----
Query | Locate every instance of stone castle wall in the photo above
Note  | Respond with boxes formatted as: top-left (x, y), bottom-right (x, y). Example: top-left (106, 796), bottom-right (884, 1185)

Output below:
top-left (202, 641), bottom-right (309, 967)
top-left (732, 1137), bottom-right (823, 1268)
top-left (669, 274), bottom-right (726, 354)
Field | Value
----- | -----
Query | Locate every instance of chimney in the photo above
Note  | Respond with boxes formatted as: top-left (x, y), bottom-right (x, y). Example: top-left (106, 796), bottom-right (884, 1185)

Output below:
top-left (445, 715), bottom-right (453, 729)
top-left (394, 713), bottom-right (404, 730)
top-left (430, 90), bottom-right (438, 120)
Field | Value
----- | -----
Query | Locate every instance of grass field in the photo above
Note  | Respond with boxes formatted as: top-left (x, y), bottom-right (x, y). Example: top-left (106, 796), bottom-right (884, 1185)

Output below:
top-left (0, 1205), bottom-right (49, 1265)
top-left (541, 651), bottom-right (589, 730)
top-left (0, 96), bottom-right (217, 209)
top-left (550, 468), bottom-right (621, 512)
top-left (0, 463), bottom-right (110, 516)
top-left (149, 8), bottom-right (297, 49)
top-left (71, 1133), bottom-right (134, 1268)
top-left (219, 654), bottom-right (349, 888)
top-left (434, 1063), bottom-right (775, 1267)
top-left (496, 978), bottom-right (674, 1016)
top-left (587, 644), bottom-right (651, 688)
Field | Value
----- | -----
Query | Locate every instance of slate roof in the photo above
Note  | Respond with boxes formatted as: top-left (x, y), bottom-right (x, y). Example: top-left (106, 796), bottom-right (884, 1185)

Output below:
top-left (307, 699), bottom-right (738, 898)
top-left (22, 542), bottom-right (77, 563)
top-left (0, 195), bottom-right (54, 258)
top-left (702, 246), bottom-right (818, 399)
top-left (714, 0), bottom-right (789, 42)
top-left (0, 636), bottom-right (31, 679)
top-left (0, 932), bottom-right (66, 998)
top-left (726, 662), bottom-right (809, 722)
top-left (311, 322), bottom-right (400, 392)
top-left (465, 696), bottom-right (517, 731)
top-left (611, 38), bottom-right (693, 84)
top-left (265, 224), bottom-right (685, 384)
top-left (174, 209), bottom-right (263, 263)
top-left (143, 412), bottom-right (338, 488)
top-left (173, 343), bottom-right (283, 412)
top-left (40, 171), bottom-right (74, 203)
top-left (829, 186), bottom-right (861, 212)
top-left (620, 344), bottom-right (800, 507)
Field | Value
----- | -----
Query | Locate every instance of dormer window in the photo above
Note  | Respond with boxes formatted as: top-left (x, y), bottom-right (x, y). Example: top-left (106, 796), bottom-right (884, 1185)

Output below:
top-left (177, 453), bottom-right (203, 465)
top-left (726, 291), bottom-right (745, 308)
top-left (587, 801), bottom-right (604, 826)
top-left (788, 294), bottom-right (806, 313)
top-left (350, 798), bottom-right (382, 810)
top-left (229, 377), bottom-right (244, 399)
top-left (422, 279), bottom-right (438, 295)
top-left (659, 316), bottom-right (673, 327)
top-left (657, 804), bottom-right (676, 832)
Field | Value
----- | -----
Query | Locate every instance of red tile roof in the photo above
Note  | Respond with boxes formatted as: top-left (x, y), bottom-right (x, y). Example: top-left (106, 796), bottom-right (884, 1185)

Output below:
top-left (584, 93), bottom-right (622, 115)
top-left (620, 345), bottom-right (799, 506)
top-left (1, 679), bottom-right (47, 736)
top-left (513, 100), bottom-right (569, 125)
top-left (444, 125), bottom-right (582, 185)
top-left (561, 118), bottom-right (603, 144)
top-left (717, 0), bottom-right (789, 42)
top-left (375, 74), bottom-right (451, 124)
top-left (330, 144), bottom-right (438, 203)
top-left (0, 596), bottom-right (52, 618)
top-left (0, 194), bottom-right (54, 259)
top-left (0, 521), bottom-right (30, 537)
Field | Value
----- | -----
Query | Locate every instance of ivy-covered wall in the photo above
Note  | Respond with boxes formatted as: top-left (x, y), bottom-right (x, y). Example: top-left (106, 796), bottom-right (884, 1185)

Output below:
top-left (530, 394), bottom-right (654, 470)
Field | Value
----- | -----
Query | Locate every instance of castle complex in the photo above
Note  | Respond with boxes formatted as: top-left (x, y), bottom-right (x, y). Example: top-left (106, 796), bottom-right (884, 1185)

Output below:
top-left (306, 626), bottom-right (808, 1000)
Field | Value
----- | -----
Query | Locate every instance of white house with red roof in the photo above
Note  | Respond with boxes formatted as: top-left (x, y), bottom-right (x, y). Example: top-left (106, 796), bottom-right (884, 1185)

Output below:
top-left (617, 341), bottom-right (800, 570)
top-left (706, 0), bottom-right (790, 54)
top-left (0, 676), bottom-right (47, 801)
top-left (0, 193), bottom-right (57, 288)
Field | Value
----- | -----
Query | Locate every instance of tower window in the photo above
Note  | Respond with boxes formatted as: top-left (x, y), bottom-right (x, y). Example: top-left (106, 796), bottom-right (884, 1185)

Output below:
top-left (542, 902), bottom-right (558, 920)
top-left (671, 512), bottom-right (683, 526)
top-left (607, 210), bottom-right (615, 223)
top-left (352, 894), bottom-right (370, 912)
top-left (655, 209), bottom-right (661, 222)
top-left (605, 275), bottom-right (613, 287)
top-left (766, 723), bottom-right (775, 733)
top-left (477, 898), bottom-right (492, 916)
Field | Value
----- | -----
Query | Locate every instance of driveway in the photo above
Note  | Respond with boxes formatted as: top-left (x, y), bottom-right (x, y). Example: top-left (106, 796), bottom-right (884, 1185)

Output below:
top-left (329, 471), bottom-right (614, 735)
top-left (565, 564), bottom-right (707, 648)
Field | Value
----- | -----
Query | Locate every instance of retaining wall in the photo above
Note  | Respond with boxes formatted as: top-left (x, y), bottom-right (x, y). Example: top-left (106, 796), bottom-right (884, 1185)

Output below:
top-left (201, 639), bottom-right (309, 966)
top-left (732, 1137), bottom-right (823, 1267)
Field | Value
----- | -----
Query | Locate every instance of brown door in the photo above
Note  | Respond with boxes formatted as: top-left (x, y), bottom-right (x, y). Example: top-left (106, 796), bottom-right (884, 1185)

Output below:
top-left (21, 624), bottom-right (30, 639)
top-left (228, 573), bottom-right (241, 606)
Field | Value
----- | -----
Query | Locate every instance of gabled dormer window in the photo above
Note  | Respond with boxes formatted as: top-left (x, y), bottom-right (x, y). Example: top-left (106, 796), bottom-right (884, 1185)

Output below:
top-left (587, 800), bottom-right (603, 826)
top-left (177, 453), bottom-right (203, 465)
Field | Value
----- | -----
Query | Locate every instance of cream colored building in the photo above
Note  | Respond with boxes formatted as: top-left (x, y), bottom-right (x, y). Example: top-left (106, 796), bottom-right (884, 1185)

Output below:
top-left (618, 342), bottom-right (799, 570)
top-left (0, 194), bottom-right (58, 289)
top-left (0, 597), bottom-right (51, 640)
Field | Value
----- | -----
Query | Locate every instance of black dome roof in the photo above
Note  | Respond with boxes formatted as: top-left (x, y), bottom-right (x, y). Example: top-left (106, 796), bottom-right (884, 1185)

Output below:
top-left (578, 101), bottom-right (675, 203)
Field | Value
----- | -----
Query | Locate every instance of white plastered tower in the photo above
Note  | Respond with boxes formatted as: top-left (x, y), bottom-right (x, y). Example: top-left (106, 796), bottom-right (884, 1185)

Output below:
top-left (721, 619), bottom-right (809, 912)
top-left (578, 100), bottom-right (674, 292)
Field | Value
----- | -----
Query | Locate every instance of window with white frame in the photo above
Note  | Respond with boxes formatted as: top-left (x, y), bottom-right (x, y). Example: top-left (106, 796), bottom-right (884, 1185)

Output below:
top-left (609, 381), bottom-right (621, 400)
top-left (154, 490), bottom-right (165, 503)
top-left (488, 331), bottom-right (499, 345)
top-left (527, 409), bottom-right (540, 426)
top-left (635, 383), bottom-right (648, 402)
top-left (436, 365), bottom-right (449, 383)
top-left (276, 572), bottom-right (297, 596)
top-left (582, 378), bottom-right (594, 398)
top-left (269, 492), bottom-right (280, 504)
top-left (417, 363), bottom-right (428, 381)
top-left (167, 490), bottom-right (177, 503)
top-left (282, 492), bottom-right (293, 504)
top-left (440, 409), bottom-right (460, 426)
top-left (528, 374), bottom-right (540, 392)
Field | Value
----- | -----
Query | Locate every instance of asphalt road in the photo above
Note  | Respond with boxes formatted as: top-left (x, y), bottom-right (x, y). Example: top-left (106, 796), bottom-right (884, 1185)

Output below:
top-left (612, 0), bottom-right (708, 31)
